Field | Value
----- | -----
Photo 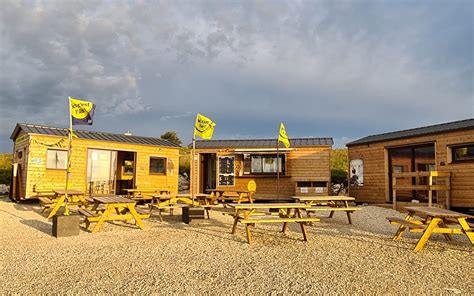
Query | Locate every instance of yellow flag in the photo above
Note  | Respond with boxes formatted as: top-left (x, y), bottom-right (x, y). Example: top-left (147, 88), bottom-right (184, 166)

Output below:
top-left (194, 113), bottom-right (216, 140)
top-left (69, 97), bottom-right (95, 125)
top-left (278, 122), bottom-right (290, 148)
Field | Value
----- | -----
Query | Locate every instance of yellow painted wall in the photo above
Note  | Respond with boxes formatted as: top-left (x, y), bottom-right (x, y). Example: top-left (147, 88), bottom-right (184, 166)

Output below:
top-left (21, 134), bottom-right (179, 199)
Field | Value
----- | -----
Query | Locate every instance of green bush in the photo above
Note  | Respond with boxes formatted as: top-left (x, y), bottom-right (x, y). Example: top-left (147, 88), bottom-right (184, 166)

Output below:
top-left (179, 147), bottom-right (190, 176)
top-left (331, 169), bottom-right (347, 184)
top-left (0, 154), bottom-right (12, 185)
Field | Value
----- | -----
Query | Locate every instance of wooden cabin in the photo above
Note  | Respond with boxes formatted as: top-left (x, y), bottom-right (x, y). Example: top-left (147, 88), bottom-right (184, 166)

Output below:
top-left (190, 138), bottom-right (333, 200)
top-left (346, 119), bottom-right (474, 209)
top-left (9, 123), bottom-right (180, 201)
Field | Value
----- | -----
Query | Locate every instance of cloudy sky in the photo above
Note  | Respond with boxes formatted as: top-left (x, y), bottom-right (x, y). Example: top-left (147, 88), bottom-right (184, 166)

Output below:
top-left (0, 0), bottom-right (473, 152)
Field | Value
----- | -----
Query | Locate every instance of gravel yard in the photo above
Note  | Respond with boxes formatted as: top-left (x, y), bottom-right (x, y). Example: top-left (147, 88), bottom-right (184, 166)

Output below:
top-left (0, 195), bottom-right (472, 295)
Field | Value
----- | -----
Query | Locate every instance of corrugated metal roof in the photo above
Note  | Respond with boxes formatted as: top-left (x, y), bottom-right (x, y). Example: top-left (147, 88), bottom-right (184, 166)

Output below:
top-left (192, 137), bottom-right (333, 149)
top-left (347, 118), bottom-right (474, 147)
top-left (10, 123), bottom-right (181, 148)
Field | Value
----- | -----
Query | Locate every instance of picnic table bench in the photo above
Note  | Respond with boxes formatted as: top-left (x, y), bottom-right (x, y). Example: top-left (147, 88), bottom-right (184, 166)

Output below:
top-left (228, 203), bottom-right (320, 244)
top-left (45, 189), bottom-right (89, 219)
top-left (387, 206), bottom-right (474, 252)
top-left (206, 189), bottom-right (255, 204)
top-left (79, 196), bottom-right (148, 233)
top-left (291, 196), bottom-right (360, 224)
top-left (124, 188), bottom-right (171, 200)
top-left (148, 194), bottom-right (204, 221)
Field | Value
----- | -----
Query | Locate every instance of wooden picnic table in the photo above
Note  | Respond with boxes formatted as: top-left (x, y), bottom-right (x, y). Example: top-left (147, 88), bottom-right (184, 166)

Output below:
top-left (148, 194), bottom-right (205, 221)
top-left (206, 189), bottom-right (254, 204)
top-left (124, 188), bottom-right (171, 200)
top-left (228, 203), bottom-right (320, 244)
top-left (45, 189), bottom-right (88, 219)
top-left (387, 206), bottom-right (474, 252)
top-left (291, 196), bottom-right (360, 224)
top-left (79, 196), bottom-right (147, 233)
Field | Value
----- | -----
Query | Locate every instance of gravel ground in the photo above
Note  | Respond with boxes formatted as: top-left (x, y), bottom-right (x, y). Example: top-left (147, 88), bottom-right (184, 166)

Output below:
top-left (0, 195), bottom-right (472, 295)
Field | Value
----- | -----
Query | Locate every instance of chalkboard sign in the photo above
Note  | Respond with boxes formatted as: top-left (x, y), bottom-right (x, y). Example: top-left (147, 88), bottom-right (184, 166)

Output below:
top-left (218, 156), bottom-right (235, 186)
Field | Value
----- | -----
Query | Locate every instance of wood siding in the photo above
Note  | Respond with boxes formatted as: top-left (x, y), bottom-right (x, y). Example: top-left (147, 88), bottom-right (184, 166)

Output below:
top-left (348, 129), bottom-right (474, 207)
top-left (14, 134), bottom-right (179, 199)
top-left (191, 146), bottom-right (331, 199)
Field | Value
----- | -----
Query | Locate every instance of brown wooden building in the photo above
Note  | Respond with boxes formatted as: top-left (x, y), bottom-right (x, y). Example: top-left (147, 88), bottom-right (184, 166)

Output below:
top-left (190, 138), bottom-right (333, 199)
top-left (9, 123), bottom-right (180, 201)
top-left (347, 119), bottom-right (474, 208)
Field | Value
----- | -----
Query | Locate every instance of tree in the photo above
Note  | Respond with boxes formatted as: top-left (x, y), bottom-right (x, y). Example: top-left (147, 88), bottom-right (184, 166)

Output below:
top-left (160, 131), bottom-right (182, 145)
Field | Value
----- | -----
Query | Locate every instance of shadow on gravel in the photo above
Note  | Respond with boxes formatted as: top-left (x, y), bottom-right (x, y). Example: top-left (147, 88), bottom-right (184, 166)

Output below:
top-left (20, 219), bottom-right (52, 236)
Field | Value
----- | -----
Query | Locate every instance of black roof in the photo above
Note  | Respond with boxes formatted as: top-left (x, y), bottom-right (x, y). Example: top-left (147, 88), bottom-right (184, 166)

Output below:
top-left (10, 123), bottom-right (180, 148)
top-left (347, 118), bottom-right (474, 147)
top-left (192, 138), bottom-right (333, 149)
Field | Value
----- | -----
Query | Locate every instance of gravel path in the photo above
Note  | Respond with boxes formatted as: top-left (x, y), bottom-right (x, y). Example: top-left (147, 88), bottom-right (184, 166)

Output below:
top-left (0, 196), bottom-right (472, 294)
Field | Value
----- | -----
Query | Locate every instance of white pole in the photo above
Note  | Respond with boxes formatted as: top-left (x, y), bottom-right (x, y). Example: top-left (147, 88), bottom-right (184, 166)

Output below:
top-left (64, 97), bottom-right (73, 215)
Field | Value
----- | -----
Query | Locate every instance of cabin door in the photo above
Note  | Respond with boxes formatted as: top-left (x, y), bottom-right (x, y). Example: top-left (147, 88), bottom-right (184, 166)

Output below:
top-left (87, 149), bottom-right (117, 195)
top-left (388, 144), bottom-right (436, 202)
top-left (115, 151), bottom-right (136, 195)
top-left (200, 153), bottom-right (217, 193)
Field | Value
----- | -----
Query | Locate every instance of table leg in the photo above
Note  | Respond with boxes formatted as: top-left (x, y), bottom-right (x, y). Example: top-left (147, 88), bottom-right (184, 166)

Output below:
top-left (439, 219), bottom-right (453, 241)
top-left (392, 212), bottom-right (415, 241)
top-left (282, 208), bottom-right (292, 233)
top-left (231, 209), bottom-right (240, 234)
top-left (48, 196), bottom-right (65, 219)
top-left (458, 218), bottom-right (474, 244)
top-left (92, 206), bottom-right (112, 233)
top-left (414, 217), bottom-right (441, 252)
top-left (297, 209), bottom-right (309, 241)
top-left (128, 204), bottom-right (145, 230)
top-left (245, 223), bottom-right (252, 244)
top-left (344, 200), bottom-right (353, 224)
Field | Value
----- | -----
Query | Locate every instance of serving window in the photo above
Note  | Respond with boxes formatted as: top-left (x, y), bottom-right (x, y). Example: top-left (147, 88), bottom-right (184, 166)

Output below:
top-left (218, 156), bottom-right (235, 186)
top-left (243, 154), bottom-right (285, 175)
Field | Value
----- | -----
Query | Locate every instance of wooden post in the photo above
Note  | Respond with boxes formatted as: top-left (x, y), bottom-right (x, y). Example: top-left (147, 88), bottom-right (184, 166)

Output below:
top-left (191, 134), bottom-right (196, 206)
top-left (277, 138), bottom-right (280, 202)
top-left (428, 173), bottom-right (433, 207)
top-left (392, 176), bottom-right (397, 210)
top-left (446, 172), bottom-right (451, 210)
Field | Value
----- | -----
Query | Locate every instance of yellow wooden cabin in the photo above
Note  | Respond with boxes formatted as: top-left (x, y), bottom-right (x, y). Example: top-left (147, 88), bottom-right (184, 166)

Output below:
top-left (347, 119), bottom-right (474, 209)
top-left (9, 123), bottom-right (180, 201)
top-left (190, 138), bottom-right (333, 200)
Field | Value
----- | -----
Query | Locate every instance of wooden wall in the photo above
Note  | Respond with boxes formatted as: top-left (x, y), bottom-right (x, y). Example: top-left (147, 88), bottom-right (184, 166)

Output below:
top-left (348, 129), bottom-right (474, 207)
top-left (191, 146), bottom-right (331, 199)
top-left (14, 134), bottom-right (179, 199)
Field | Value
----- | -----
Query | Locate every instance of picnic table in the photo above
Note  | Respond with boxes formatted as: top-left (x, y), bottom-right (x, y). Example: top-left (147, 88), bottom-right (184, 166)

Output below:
top-left (228, 203), bottom-right (320, 244)
top-left (149, 194), bottom-right (205, 221)
top-left (124, 188), bottom-right (171, 200)
top-left (79, 196), bottom-right (147, 233)
top-left (44, 189), bottom-right (88, 219)
top-left (206, 189), bottom-right (254, 204)
top-left (387, 206), bottom-right (474, 252)
top-left (291, 196), bottom-right (360, 224)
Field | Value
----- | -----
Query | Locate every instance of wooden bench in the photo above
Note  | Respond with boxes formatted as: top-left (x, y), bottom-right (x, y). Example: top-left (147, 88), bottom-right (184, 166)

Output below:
top-left (306, 207), bottom-right (360, 212)
top-left (387, 217), bottom-right (426, 229)
top-left (241, 217), bottom-right (319, 224)
top-left (79, 208), bottom-right (101, 228)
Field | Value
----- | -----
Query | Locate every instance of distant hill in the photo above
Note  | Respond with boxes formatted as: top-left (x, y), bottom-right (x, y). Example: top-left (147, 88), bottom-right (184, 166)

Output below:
top-left (0, 153), bottom-right (12, 185)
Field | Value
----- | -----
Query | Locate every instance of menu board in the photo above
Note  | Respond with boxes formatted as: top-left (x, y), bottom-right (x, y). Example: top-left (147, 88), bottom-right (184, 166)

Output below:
top-left (218, 156), bottom-right (235, 186)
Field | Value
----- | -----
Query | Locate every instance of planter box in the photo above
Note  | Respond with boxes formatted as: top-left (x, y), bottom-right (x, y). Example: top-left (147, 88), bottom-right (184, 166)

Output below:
top-left (52, 214), bottom-right (80, 237)
top-left (182, 206), bottom-right (205, 224)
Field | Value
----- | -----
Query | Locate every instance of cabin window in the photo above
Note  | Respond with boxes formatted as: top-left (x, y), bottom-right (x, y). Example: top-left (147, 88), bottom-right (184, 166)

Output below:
top-left (46, 149), bottom-right (68, 169)
top-left (16, 150), bottom-right (23, 159)
top-left (123, 160), bottom-right (134, 175)
top-left (244, 154), bottom-right (285, 174)
top-left (452, 144), bottom-right (474, 162)
top-left (149, 157), bottom-right (166, 175)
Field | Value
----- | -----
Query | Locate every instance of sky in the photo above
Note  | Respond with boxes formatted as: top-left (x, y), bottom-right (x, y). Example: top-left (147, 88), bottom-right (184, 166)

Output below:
top-left (0, 0), bottom-right (473, 152)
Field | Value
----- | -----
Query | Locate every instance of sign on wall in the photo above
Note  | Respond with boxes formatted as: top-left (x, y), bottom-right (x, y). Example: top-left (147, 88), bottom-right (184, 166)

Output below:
top-left (350, 159), bottom-right (364, 187)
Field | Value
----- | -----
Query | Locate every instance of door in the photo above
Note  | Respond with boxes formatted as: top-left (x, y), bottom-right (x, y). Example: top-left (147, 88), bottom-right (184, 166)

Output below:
top-left (200, 154), bottom-right (216, 193)
top-left (389, 144), bottom-right (435, 201)
top-left (87, 149), bottom-right (117, 195)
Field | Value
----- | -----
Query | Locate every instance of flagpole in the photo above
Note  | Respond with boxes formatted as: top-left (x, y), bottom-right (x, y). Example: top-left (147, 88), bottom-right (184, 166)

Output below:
top-left (64, 97), bottom-right (73, 215)
top-left (277, 132), bottom-right (280, 202)
top-left (192, 133), bottom-right (196, 206)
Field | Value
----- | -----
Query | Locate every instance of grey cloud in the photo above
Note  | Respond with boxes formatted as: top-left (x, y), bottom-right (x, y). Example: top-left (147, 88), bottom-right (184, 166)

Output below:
top-left (0, 0), bottom-right (472, 151)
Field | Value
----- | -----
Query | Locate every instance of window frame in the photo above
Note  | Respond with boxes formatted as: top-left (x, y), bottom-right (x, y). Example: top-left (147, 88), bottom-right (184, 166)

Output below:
top-left (244, 154), bottom-right (286, 175)
top-left (149, 156), bottom-right (167, 175)
top-left (46, 148), bottom-right (68, 170)
top-left (450, 143), bottom-right (474, 163)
